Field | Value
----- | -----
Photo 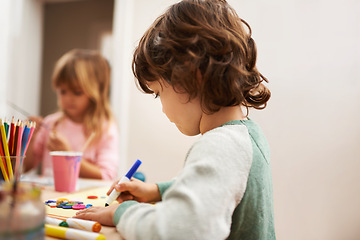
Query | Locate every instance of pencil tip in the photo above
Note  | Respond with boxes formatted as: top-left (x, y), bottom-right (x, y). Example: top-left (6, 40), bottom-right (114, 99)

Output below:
top-left (105, 203), bottom-right (109, 207)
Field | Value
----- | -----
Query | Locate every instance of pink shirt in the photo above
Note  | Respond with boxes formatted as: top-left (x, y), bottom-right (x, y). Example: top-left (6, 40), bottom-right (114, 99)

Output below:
top-left (33, 112), bottom-right (119, 180)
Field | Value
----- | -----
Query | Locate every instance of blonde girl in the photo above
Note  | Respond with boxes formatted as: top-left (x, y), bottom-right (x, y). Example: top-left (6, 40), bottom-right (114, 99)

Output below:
top-left (25, 49), bottom-right (119, 180)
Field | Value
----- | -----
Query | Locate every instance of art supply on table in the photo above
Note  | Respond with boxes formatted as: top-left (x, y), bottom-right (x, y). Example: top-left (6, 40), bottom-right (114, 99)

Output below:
top-left (8, 117), bottom-right (15, 156)
top-left (46, 214), bottom-right (102, 232)
top-left (0, 146), bottom-right (9, 182)
top-left (45, 187), bottom-right (108, 219)
top-left (0, 156), bottom-right (25, 182)
top-left (46, 216), bottom-right (69, 227)
top-left (45, 224), bottom-right (106, 240)
top-left (0, 118), bottom-right (13, 179)
top-left (0, 118), bottom-right (36, 182)
top-left (66, 218), bottom-right (102, 232)
top-left (50, 151), bottom-right (83, 192)
top-left (105, 159), bottom-right (142, 207)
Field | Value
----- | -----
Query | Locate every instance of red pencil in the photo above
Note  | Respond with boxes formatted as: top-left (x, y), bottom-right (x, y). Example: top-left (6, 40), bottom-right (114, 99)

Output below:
top-left (8, 117), bottom-right (15, 156)
top-left (16, 122), bottom-right (24, 157)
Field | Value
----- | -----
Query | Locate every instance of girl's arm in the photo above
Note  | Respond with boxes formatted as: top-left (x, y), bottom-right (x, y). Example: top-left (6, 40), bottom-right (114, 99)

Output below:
top-left (79, 159), bottom-right (103, 179)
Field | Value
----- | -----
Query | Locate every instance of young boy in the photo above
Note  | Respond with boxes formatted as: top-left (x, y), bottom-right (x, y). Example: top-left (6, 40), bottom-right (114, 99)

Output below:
top-left (75, 1), bottom-right (276, 239)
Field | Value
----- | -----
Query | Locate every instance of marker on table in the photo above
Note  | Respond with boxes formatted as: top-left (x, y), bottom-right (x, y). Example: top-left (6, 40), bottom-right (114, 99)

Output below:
top-left (47, 214), bottom-right (102, 232)
top-left (46, 216), bottom-right (69, 227)
top-left (45, 224), bottom-right (105, 240)
top-left (105, 159), bottom-right (142, 207)
top-left (67, 218), bottom-right (102, 232)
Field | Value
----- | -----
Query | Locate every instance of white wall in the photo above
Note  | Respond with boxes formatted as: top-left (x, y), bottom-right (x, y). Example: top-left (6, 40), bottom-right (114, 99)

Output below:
top-left (113, 0), bottom-right (360, 239)
top-left (0, 0), bottom-right (43, 119)
top-left (228, 1), bottom-right (360, 239)
top-left (0, 0), bottom-right (11, 116)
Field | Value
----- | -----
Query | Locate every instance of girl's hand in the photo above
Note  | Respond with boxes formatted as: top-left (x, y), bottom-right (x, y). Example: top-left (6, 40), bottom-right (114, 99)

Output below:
top-left (47, 131), bottom-right (71, 151)
top-left (74, 204), bottom-right (118, 227)
top-left (107, 178), bottom-right (161, 204)
top-left (28, 116), bottom-right (44, 135)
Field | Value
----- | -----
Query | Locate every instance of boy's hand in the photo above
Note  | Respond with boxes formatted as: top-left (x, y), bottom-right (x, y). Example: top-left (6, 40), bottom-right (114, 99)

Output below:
top-left (74, 204), bottom-right (118, 227)
top-left (107, 178), bottom-right (161, 204)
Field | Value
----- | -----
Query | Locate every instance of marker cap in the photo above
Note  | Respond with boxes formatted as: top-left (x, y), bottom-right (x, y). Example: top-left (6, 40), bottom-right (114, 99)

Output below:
top-left (125, 159), bottom-right (142, 179)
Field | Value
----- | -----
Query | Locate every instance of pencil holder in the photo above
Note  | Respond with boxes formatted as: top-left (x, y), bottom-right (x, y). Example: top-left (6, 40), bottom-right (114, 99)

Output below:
top-left (0, 156), bottom-right (25, 182)
top-left (0, 181), bottom-right (45, 239)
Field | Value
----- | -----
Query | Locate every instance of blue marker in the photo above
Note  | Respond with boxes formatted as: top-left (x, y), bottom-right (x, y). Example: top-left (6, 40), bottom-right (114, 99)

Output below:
top-left (105, 159), bottom-right (142, 207)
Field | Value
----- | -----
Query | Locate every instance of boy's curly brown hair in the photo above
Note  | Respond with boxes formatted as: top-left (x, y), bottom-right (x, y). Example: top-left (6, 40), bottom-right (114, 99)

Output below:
top-left (132, 0), bottom-right (270, 114)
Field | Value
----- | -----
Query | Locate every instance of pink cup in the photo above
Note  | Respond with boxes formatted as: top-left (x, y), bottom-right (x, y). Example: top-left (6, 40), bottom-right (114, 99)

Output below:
top-left (50, 151), bottom-right (82, 192)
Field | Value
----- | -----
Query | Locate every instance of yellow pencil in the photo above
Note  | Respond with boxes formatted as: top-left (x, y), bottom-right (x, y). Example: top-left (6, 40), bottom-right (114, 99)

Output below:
top-left (0, 119), bottom-right (13, 179)
top-left (0, 147), bottom-right (9, 181)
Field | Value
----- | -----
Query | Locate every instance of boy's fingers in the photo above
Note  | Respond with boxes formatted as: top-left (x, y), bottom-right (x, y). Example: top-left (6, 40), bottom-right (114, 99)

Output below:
top-left (107, 180), bottom-right (120, 195)
top-left (106, 177), bottom-right (140, 197)
top-left (106, 187), bottom-right (113, 196)
top-left (115, 181), bottom-right (136, 192)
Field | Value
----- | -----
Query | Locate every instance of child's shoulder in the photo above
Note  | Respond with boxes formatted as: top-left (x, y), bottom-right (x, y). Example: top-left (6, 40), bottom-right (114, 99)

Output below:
top-left (101, 120), bottom-right (119, 137)
top-left (204, 122), bottom-right (249, 138)
top-left (198, 123), bottom-right (251, 150)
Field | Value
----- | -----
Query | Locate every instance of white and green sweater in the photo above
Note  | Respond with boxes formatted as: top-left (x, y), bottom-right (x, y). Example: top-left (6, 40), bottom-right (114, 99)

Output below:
top-left (113, 119), bottom-right (276, 240)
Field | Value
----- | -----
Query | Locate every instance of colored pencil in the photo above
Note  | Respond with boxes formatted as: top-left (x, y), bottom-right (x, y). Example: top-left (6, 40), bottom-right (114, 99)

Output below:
top-left (21, 122), bottom-right (30, 157)
top-left (12, 122), bottom-right (20, 156)
top-left (0, 119), bottom-right (13, 179)
top-left (4, 118), bottom-right (9, 138)
top-left (23, 122), bottom-right (36, 155)
top-left (0, 139), bottom-right (8, 175)
top-left (0, 138), bottom-right (9, 181)
top-left (15, 122), bottom-right (24, 157)
top-left (0, 117), bottom-right (36, 181)
top-left (8, 117), bottom-right (15, 155)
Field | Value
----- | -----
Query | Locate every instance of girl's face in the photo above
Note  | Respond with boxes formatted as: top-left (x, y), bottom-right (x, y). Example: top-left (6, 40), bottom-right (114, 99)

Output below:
top-left (56, 83), bottom-right (91, 122)
top-left (147, 79), bottom-right (203, 136)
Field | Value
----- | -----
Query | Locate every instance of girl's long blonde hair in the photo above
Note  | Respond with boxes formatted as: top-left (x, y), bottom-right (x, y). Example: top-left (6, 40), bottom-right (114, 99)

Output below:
top-left (52, 49), bottom-right (114, 146)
